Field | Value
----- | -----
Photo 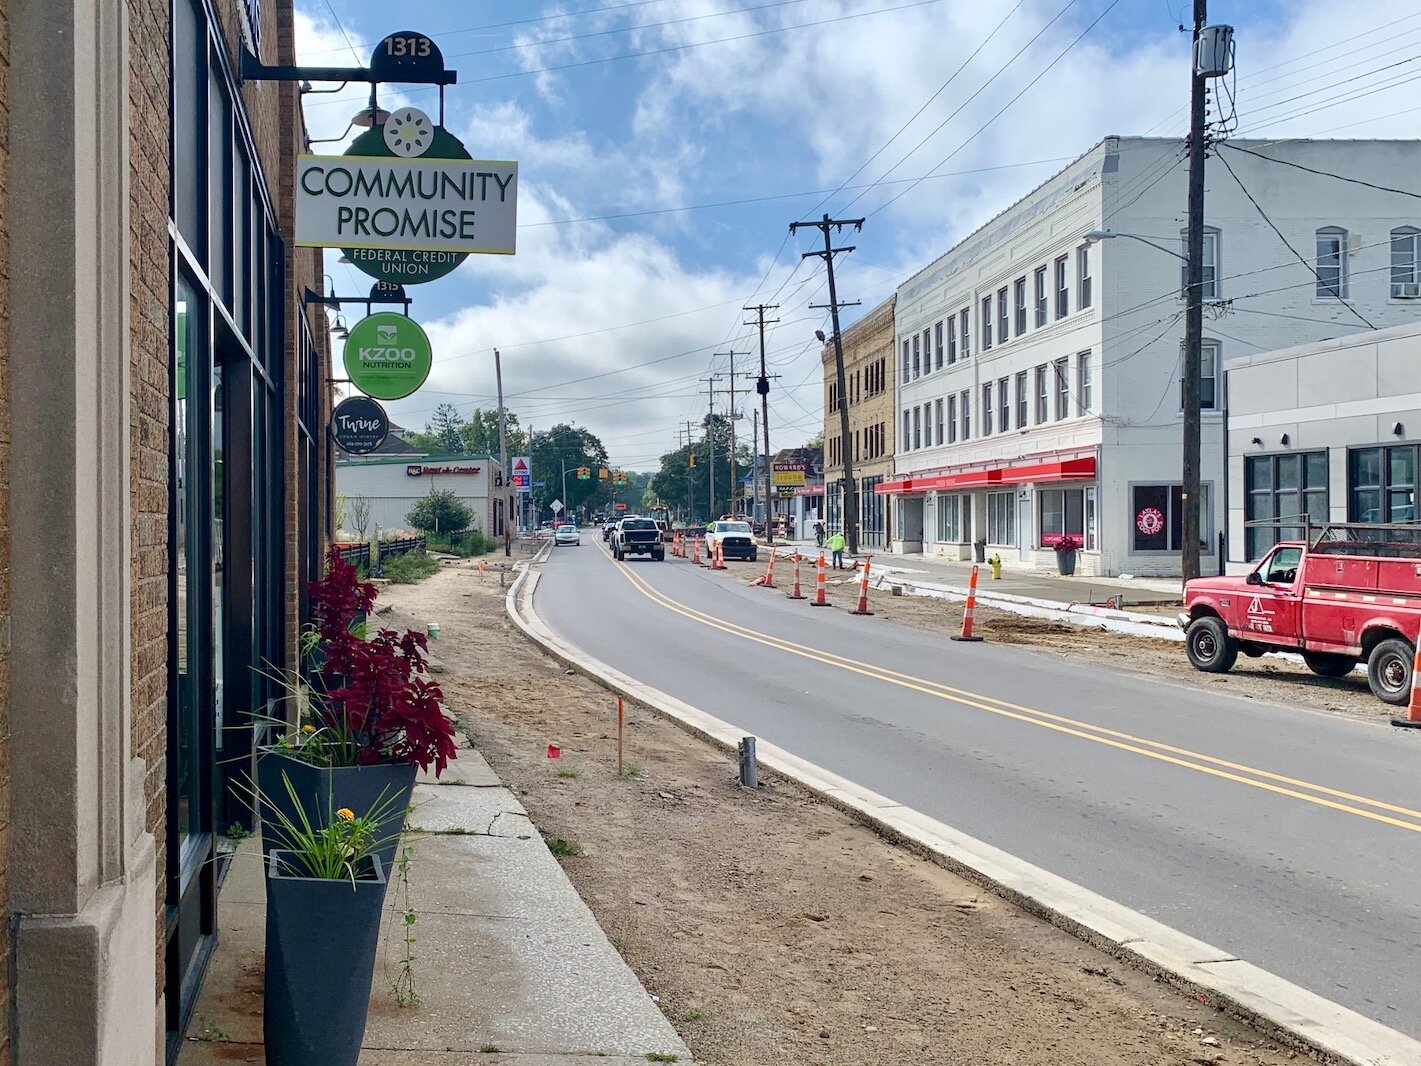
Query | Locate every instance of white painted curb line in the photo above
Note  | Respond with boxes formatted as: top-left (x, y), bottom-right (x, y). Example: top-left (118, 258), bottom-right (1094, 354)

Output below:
top-left (506, 562), bottom-right (1421, 1066)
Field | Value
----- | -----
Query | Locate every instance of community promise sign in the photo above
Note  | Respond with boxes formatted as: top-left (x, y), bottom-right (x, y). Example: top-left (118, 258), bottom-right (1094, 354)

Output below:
top-left (297, 154), bottom-right (517, 257)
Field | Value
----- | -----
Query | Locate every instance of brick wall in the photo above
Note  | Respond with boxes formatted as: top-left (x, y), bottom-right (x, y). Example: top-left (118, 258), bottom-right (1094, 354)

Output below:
top-left (128, 0), bottom-right (171, 991)
top-left (823, 295), bottom-right (897, 486)
top-left (0, 0), bottom-right (11, 1058)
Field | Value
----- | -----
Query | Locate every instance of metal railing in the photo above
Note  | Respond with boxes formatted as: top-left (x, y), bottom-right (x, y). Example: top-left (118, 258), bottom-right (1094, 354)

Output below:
top-left (333, 535), bottom-right (427, 573)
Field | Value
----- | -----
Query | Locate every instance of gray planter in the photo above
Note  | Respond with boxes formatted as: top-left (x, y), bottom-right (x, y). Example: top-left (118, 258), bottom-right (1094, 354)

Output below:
top-left (1056, 550), bottom-right (1077, 576)
top-left (973, 542), bottom-right (987, 563)
top-left (256, 750), bottom-right (416, 883)
top-left (264, 850), bottom-right (386, 1065)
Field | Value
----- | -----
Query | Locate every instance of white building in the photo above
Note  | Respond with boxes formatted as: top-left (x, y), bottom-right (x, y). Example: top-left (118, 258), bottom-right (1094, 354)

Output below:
top-left (335, 452), bottom-right (505, 536)
top-left (1226, 321), bottom-right (1421, 569)
top-left (881, 136), bottom-right (1421, 576)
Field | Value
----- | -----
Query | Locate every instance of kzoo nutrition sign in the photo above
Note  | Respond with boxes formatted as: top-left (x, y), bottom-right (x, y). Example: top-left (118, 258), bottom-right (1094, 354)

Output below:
top-left (343, 312), bottom-right (433, 401)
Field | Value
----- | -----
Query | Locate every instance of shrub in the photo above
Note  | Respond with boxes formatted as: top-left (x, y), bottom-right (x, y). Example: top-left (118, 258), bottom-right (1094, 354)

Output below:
top-left (407, 489), bottom-right (474, 534)
top-left (382, 549), bottom-right (440, 584)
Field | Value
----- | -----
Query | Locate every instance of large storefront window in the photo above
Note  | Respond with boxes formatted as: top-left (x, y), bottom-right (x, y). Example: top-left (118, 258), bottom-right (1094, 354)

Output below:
top-left (167, 0), bottom-right (292, 1048)
top-left (936, 493), bottom-right (969, 542)
top-left (1246, 451), bottom-right (1328, 560)
top-left (1349, 445), bottom-right (1418, 524)
top-left (1130, 483), bottom-right (1211, 552)
top-left (859, 475), bottom-right (885, 547)
top-left (1039, 487), bottom-right (1084, 546)
top-left (986, 490), bottom-right (1015, 545)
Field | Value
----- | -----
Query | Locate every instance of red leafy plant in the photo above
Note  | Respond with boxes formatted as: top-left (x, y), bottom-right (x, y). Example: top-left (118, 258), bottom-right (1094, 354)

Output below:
top-left (295, 545), bottom-right (458, 777)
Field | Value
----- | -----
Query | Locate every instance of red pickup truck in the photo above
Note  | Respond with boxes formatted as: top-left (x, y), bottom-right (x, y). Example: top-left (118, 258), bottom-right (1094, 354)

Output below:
top-left (1180, 523), bottom-right (1421, 705)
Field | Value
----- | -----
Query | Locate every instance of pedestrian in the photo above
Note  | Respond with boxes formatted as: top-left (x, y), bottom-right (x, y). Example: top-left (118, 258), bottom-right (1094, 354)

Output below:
top-left (814, 519), bottom-right (825, 548)
top-left (828, 529), bottom-right (846, 569)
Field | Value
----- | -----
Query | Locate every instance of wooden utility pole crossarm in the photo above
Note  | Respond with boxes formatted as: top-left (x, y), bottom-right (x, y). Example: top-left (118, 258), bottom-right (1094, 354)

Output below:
top-left (791, 213), bottom-right (864, 555)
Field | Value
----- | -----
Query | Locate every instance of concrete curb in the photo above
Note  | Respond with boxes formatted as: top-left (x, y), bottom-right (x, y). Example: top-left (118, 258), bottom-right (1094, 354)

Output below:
top-left (505, 562), bottom-right (1421, 1066)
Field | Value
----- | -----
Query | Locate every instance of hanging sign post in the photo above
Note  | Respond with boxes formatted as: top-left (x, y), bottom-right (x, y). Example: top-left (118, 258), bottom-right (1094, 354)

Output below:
top-left (343, 311), bottom-right (433, 400)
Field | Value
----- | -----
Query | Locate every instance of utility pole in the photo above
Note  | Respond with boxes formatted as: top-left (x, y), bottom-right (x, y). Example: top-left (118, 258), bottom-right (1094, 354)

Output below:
top-left (701, 378), bottom-right (718, 519)
top-left (791, 214), bottom-right (863, 555)
top-left (714, 351), bottom-right (745, 518)
top-left (751, 408), bottom-right (759, 528)
top-left (495, 348), bottom-right (511, 556)
top-left (1181, 0), bottom-right (1208, 583)
top-left (744, 303), bottom-right (779, 542)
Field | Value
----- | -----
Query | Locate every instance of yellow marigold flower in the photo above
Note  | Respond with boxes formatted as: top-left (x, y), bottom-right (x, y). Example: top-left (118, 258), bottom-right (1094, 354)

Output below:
top-left (336, 807), bottom-right (355, 821)
top-left (301, 724), bottom-right (316, 734)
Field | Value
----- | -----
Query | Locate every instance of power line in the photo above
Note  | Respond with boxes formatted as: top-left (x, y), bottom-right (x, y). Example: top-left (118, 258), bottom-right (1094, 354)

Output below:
top-left (843, 0), bottom-right (1083, 212)
top-left (1213, 148), bottom-right (1376, 329)
top-left (521, 156), bottom-right (1076, 229)
top-left (305, 0), bottom-right (954, 104)
top-left (802, 0), bottom-right (1032, 218)
top-left (868, 0), bottom-right (1123, 217)
top-left (1218, 142), bottom-right (1421, 200)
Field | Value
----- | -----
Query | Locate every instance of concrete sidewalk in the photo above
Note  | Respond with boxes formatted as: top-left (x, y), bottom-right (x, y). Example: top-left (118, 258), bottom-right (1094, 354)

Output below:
top-left (772, 538), bottom-right (1183, 606)
top-left (180, 747), bottom-right (692, 1064)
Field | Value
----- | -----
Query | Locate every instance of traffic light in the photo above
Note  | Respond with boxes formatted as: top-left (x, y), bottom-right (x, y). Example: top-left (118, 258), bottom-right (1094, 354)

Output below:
top-left (688, 454), bottom-right (696, 467)
top-left (599, 467), bottom-right (609, 480)
top-left (576, 466), bottom-right (591, 480)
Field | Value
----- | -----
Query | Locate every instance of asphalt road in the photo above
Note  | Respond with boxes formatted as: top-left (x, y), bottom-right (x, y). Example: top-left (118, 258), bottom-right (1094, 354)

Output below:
top-left (533, 538), bottom-right (1421, 1037)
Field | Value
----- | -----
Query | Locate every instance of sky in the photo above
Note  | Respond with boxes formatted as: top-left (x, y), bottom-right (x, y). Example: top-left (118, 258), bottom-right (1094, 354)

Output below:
top-left (297, 0), bottom-right (1421, 471)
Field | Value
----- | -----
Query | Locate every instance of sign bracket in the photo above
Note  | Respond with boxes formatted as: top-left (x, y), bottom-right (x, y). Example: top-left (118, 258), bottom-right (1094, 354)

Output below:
top-left (303, 286), bottom-right (412, 317)
top-left (238, 48), bottom-right (457, 87)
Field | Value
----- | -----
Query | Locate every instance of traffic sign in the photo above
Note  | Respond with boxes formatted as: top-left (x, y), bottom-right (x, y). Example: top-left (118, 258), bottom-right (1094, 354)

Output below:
top-left (550, 499), bottom-right (563, 514)
top-left (615, 502), bottom-right (628, 511)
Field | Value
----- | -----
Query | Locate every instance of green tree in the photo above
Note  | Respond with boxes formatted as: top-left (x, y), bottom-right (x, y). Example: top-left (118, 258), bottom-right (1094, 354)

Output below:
top-left (530, 423), bottom-right (611, 521)
top-left (426, 403), bottom-right (466, 454)
top-left (407, 488), bottom-right (474, 533)
top-left (647, 414), bottom-right (749, 522)
top-left (457, 408), bottom-right (528, 457)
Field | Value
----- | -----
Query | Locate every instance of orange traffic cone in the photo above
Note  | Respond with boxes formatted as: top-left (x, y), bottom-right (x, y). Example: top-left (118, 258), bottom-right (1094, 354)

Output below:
top-left (787, 553), bottom-right (806, 599)
top-left (711, 539), bottom-right (726, 570)
top-left (951, 564), bottom-right (984, 642)
top-left (762, 548), bottom-right (777, 588)
top-left (691, 536), bottom-right (702, 565)
top-left (850, 555), bottom-right (874, 616)
top-left (811, 552), bottom-right (831, 607)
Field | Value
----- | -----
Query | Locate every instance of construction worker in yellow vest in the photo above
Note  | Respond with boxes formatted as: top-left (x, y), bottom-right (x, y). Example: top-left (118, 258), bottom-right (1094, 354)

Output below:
top-left (827, 530), bottom-right (846, 570)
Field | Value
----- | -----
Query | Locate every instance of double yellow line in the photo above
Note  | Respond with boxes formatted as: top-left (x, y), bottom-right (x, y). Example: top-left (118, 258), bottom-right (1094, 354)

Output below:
top-left (600, 545), bottom-right (1421, 835)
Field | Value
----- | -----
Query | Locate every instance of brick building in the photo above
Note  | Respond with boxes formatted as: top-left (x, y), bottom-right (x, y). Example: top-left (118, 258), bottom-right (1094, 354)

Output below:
top-left (882, 137), bottom-right (1421, 575)
top-left (821, 295), bottom-right (896, 549)
top-left (0, 0), bottom-right (334, 1060)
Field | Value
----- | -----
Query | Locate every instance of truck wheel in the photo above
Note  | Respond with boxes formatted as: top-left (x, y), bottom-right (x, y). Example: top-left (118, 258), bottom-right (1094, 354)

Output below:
top-left (1185, 616), bottom-right (1238, 673)
top-left (1302, 652), bottom-right (1356, 678)
top-left (652, 549), bottom-right (664, 561)
top-left (1366, 638), bottom-right (1413, 705)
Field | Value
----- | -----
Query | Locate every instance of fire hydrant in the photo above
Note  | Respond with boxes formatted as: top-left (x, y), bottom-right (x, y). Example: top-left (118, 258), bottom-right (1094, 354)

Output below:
top-left (988, 553), bottom-right (1003, 580)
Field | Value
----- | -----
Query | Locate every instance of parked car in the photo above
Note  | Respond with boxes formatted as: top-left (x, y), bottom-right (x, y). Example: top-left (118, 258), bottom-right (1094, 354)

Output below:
top-left (704, 519), bottom-right (757, 562)
top-left (612, 517), bottom-right (664, 561)
top-left (554, 524), bottom-right (581, 547)
top-left (1180, 522), bottom-right (1421, 705)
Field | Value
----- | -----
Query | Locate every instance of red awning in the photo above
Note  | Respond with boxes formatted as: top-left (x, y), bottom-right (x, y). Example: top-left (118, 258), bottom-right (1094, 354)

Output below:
top-left (876, 455), bottom-right (1095, 495)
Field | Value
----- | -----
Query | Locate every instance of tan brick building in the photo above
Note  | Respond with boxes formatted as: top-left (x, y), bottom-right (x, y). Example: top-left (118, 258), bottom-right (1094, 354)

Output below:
top-left (0, 0), bottom-right (333, 1060)
top-left (821, 296), bottom-right (896, 549)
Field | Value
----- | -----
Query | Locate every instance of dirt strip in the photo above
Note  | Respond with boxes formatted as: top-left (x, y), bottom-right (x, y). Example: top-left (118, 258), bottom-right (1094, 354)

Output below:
top-left (380, 559), bottom-right (1299, 1066)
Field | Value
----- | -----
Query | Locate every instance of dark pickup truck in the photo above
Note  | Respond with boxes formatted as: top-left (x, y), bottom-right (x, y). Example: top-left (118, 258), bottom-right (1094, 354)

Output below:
top-left (612, 517), bottom-right (664, 561)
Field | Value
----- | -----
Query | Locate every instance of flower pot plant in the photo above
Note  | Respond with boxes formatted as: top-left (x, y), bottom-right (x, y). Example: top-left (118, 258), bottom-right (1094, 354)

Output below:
top-left (257, 545), bottom-right (458, 882)
top-left (1054, 534), bottom-right (1081, 576)
top-left (263, 778), bottom-right (401, 1065)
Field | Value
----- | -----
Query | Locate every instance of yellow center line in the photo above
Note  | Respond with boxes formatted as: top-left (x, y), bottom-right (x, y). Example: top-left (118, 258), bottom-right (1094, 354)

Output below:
top-left (591, 543), bottom-right (1421, 834)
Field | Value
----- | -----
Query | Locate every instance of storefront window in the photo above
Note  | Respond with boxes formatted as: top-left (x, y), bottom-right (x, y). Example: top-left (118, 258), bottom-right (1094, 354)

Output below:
top-left (1245, 451), bottom-right (1328, 559)
top-left (986, 490), bottom-right (1015, 545)
top-left (1130, 483), bottom-right (1211, 552)
top-left (1349, 445), bottom-right (1417, 524)
top-left (1039, 487), bottom-right (1084, 546)
top-left (936, 493), bottom-right (968, 542)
